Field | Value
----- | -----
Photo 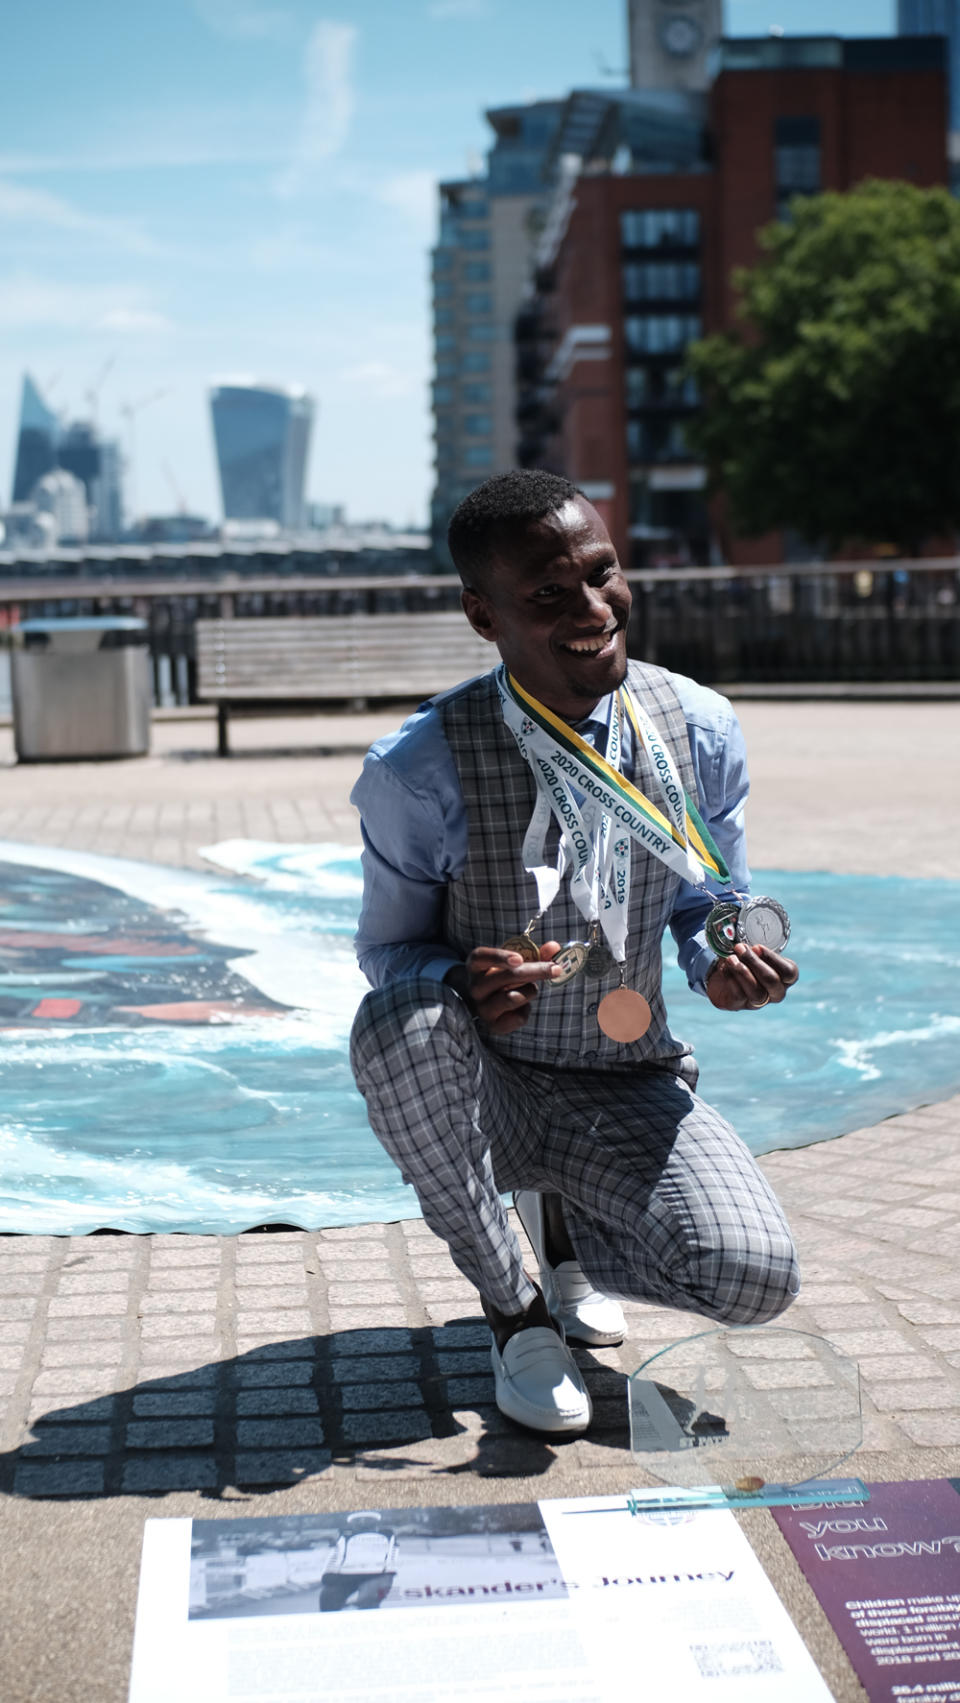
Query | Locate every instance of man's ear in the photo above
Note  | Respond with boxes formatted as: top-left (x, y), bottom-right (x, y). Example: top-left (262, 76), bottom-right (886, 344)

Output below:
top-left (461, 585), bottom-right (498, 644)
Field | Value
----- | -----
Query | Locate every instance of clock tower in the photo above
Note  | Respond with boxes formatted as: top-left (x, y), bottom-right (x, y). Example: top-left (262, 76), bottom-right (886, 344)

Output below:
top-left (627, 0), bottom-right (723, 92)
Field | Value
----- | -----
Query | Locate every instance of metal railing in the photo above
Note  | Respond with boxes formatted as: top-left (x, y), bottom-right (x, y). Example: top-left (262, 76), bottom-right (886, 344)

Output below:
top-left (0, 557), bottom-right (957, 707)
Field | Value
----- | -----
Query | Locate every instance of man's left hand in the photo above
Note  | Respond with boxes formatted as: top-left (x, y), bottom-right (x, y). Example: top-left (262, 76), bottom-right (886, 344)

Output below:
top-left (705, 943), bottom-right (798, 1011)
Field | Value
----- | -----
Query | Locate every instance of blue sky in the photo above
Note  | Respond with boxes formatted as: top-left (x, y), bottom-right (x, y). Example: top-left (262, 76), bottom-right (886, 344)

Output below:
top-left (1, 0), bottom-right (894, 527)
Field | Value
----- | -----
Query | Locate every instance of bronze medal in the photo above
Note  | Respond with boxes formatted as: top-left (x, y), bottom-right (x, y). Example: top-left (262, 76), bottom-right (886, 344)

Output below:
top-left (500, 933), bottom-right (541, 963)
top-left (597, 987), bottom-right (652, 1043)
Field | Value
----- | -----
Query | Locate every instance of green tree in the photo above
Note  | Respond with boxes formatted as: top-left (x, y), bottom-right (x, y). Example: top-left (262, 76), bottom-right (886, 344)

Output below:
top-left (686, 179), bottom-right (960, 553)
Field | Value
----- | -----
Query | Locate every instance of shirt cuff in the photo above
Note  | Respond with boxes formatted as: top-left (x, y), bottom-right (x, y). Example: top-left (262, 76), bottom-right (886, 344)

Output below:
top-left (422, 949), bottom-right (464, 985)
top-left (687, 940), bottom-right (719, 999)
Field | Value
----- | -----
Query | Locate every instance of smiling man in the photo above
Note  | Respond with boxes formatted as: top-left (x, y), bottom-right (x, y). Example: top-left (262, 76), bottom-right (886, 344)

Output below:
top-left (350, 469), bottom-right (799, 1436)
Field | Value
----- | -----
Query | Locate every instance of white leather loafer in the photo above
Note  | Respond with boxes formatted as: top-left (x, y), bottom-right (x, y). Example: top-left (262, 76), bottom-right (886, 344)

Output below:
top-left (514, 1190), bottom-right (626, 1347)
top-left (491, 1325), bottom-right (592, 1434)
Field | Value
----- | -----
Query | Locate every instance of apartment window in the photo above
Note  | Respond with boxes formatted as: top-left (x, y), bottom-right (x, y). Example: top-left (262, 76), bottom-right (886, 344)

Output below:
top-left (775, 116), bottom-right (821, 217)
top-left (436, 358), bottom-right (456, 377)
top-left (627, 418), bottom-right (689, 462)
top-left (462, 382), bottom-right (491, 404)
top-left (464, 445), bottom-right (493, 467)
top-left (627, 367), bottom-right (699, 408)
top-left (623, 262), bottom-right (700, 303)
top-left (465, 291), bottom-right (492, 315)
top-left (435, 333), bottom-right (456, 351)
top-left (467, 323), bottom-right (496, 341)
top-left (433, 250), bottom-right (454, 273)
top-left (434, 307), bottom-right (454, 328)
top-left (464, 261), bottom-right (491, 282)
top-left (624, 315), bottom-right (701, 354)
top-left (462, 351), bottom-right (491, 372)
top-left (433, 383), bottom-right (455, 405)
top-left (464, 414), bottom-right (492, 436)
top-left (459, 229), bottom-right (490, 251)
top-left (620, 208), bottom-right (700, 249)
top-left (434, 279), bottom-right (453, 300)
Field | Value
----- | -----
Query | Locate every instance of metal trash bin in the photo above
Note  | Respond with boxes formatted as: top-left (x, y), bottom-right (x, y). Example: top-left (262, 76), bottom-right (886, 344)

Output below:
top-left (11, 617), bottom-right (151, 761)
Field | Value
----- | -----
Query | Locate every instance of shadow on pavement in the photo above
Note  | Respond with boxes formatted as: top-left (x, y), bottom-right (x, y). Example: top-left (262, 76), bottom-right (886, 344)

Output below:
top-left (0, 1322), bottom-right (631, 1501)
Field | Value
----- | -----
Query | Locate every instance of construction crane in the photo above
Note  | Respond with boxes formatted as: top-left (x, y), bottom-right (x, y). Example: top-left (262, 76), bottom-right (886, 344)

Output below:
top-left (162, 459), bottom-right (188, 516)
top-left (120, 388), bottom-right (168, 523)
top-left (84, 355), bottom-right (116, 427)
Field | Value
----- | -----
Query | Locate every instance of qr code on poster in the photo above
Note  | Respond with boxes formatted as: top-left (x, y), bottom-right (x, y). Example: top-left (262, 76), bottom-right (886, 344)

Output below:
top-left (690, 1640), bottom-right (784, 1679)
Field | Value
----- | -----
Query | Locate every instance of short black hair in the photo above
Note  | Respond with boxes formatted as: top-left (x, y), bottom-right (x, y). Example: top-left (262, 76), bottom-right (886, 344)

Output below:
top-left (447, 468), bottom-right (582, 589)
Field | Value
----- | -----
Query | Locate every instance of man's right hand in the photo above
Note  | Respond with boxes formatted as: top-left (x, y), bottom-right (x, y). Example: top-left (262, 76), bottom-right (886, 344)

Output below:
top-left (445, 943), bottom-right (561, 1034)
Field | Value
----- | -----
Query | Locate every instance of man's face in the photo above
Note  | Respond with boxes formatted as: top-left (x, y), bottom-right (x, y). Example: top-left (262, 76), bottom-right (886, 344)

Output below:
top-left (462, 496), bottom-right (631, 721)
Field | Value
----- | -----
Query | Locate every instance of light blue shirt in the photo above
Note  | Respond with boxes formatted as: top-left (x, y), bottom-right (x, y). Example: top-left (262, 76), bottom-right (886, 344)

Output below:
top-left (351, 668), bottom-right (751, 996)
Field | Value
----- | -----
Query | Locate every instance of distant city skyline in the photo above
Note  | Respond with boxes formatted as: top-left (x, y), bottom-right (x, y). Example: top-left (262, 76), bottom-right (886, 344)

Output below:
top-left (0, 0), bottom-right (895, 527)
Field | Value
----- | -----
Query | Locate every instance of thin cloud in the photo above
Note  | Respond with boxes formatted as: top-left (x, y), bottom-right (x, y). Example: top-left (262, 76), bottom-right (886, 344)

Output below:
top-left (0, 276), bottom-right (170, 331)
top-left (275, 20), bottom-right (357, 200)
top-left (427, 0), bottom-right (491, 16)
top-left (193, 1), bottom-right (295, 40)
top-left (0, 179), bottom-right (160, 254)
top-left (97, 307), bottom-right (174, 334)
top-left (339, 360), bottom-right (418, 400)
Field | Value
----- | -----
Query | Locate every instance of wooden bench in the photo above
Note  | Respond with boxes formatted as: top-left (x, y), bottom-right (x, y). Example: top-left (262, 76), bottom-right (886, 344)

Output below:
top-left (195, 613), bottom-right (495, 755)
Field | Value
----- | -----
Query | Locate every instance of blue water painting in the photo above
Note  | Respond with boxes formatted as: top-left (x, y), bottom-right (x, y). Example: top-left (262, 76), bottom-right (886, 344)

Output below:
top-left (0, 838), bottom-right (957, 1235)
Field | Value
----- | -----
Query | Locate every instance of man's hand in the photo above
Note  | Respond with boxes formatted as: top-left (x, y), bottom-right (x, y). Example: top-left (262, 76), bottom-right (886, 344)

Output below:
top-left (446, 942), bottom-right (562, 1034)
top-left (706, 943), bottom-right (798, 1011)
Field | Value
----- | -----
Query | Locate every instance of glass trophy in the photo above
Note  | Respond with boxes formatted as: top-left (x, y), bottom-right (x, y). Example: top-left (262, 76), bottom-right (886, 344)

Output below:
top-left (627, 1326), bottom-right (867, 1512)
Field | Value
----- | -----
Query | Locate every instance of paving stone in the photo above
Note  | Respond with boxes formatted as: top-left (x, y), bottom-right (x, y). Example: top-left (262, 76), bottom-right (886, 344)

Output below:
top-left (233, 1288), bottom-right (309, 1312)
top-left (430, 1325), bottom-right (489, 1350)
top-left (312, 1260), bottom-right (387, 1282)
top-left (56, 1271), bottom-right (131, 1294)
top-left (44, 1317), bottom-right (128, 1342)
top-left (14, 1460), bottom-right (105, 1495)
top-left (899, 1411), bottom-right (960, 1447)
top-left (138, 1340), bottom-right (221, 1365)
top-left (0, 1298), bottom-right (38, 1320)
top-left (0, 1256), bottom-right (51, 1275)
top-left (133, 1391), bottom-right (218, 1417)
top-left (48, 1295), bottom-right (127, 1318)
top-left (328, 1309), bottom-right (410, 1333)
top-left (235, 1310), bottom-right (313, 1334)
top-left (235, 1388), bottom-right (320, 1416)
top-left (0, 1344), bottom-right (25, 1370)
top-left (233, 1450), bottom-right (331, 1485)
top-left (338, 1410), bottom-right (433, 1446)
top-left (330, 1355), bottom-right (420, 1384)
top-left (814, 1329), bottom-right (913, 1357)
top-left (149, 1246), bottom-right (221, 1267)
top-left (18, 1425), bottom-right (112, 1457)
top-left (234, 1360), bottom-right (315, 1388)
top-left (40, 1342), bottom-right (124, 1368)
top-left (857, 1355), bottom-right (947, 1381)
top-left (235, 1267), bottom-right (309, 1288)
top-left (236, 1418), bottom-right (325, 1449)
top-left (122, 1456), bottom-right (218, 1492)
top-left (897, 1301), bottom-right (960, 1326)
top-left (443, 1376), bottom-right (494, 1408)
top-left (326, 1328), bottom-right (413, 1355)
top-left (0, 1320), bottom-right (33, 1343)
top-left (32, 1367), bottom-right (126, 1395)
top-left (0, 1273), bottom-right (48, 1296)
top-left (319, 1226), bottom-right (386, 1243)
top-left (340, 1381), bottom-right (424, 1412)
top-left (869, 1381), bottom-right (960, 1412)
top-left (138, 1291), bottom-right (221, 1315)
top-left (916, 1326), bottom-right (960, 1352)
top-left (326, 1284), bottom-right (403, 1306)
top-left (235, 1339), bottom-right (316, 1361)
top-left (139, 1364), bottom-right (220, 1389)
top-left (125, 1418), bottom-right (215, 1449)
top-left (28, 1394), bottom-right (118, 1426)
top-left (142, 1267), bottom-right (221, 1291)
top-left (425, 1304), bottom-right (478, 1327)
top-left (236, 1246), bottom-right (308, 1267)
top-left (139, 1313), bottom-right (218, 1338)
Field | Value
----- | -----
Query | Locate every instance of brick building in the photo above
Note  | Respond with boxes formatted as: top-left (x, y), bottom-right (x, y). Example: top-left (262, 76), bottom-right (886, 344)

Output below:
top-left (517, 36), bottom-right (948, 568)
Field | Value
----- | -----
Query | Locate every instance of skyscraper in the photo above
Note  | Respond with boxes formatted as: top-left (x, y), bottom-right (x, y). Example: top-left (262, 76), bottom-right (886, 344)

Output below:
top-left (11, 374), bottom-right (60, 503)
top-left (899, 0), bottom-right (960, 132)
top-left (628, 0), bottom-right (724, 93)
top-left (209, 381), bottom-right (314, 531)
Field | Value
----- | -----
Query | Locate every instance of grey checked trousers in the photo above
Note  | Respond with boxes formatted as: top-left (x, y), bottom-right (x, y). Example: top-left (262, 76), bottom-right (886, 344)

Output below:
top-left (351, 979), bottom-right (800, 1324)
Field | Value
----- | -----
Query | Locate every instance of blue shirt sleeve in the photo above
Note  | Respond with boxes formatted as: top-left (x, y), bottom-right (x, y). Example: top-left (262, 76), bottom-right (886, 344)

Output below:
top-left (350, 703), bottom-right (468, 989)
top-left (665, 672), bottom-right (752, 996)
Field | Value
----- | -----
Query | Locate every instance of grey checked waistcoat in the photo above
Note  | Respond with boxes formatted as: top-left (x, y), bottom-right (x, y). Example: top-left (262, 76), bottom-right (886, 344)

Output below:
top-left (440, 661), bottom-right (698, 1071)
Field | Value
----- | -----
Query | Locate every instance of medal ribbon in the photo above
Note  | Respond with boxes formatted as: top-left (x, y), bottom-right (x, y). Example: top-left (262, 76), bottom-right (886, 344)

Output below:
top-left (501, 670), bottom-right (729, 888)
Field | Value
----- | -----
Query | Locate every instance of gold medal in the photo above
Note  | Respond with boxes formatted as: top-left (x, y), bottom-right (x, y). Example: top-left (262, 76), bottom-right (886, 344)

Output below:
top-left (597, 987), bottom-right (652, 1043)
top-left (500, 933), bottom-right (541, 963)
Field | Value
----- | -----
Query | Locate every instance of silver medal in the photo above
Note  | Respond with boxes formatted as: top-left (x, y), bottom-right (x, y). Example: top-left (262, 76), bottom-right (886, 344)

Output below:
top-left (738, 896), bottom-right (791, 952)
top-left (584, 926), bottom-right (615, 978)
top-left (549, 940), bottom-right (589, 986)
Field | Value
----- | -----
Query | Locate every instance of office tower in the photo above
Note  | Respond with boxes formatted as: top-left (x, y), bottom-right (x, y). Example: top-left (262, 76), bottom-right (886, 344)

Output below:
top-left (58, 422), bottom-right (123, 541)
top-left (519, 35), bottom-right (947, 568)
top-left (899, 1), bottom-right (960, 127)
top-left (209, 381), bottom-right (314, 531)
top-left (11, 374), bottom-right (59, 503)
top-left (430, 100), bottom-right (564, 557)
top-left (32, 468), bottom-right (89, 544)
top-left (628, 0), bottom-right (724, 92)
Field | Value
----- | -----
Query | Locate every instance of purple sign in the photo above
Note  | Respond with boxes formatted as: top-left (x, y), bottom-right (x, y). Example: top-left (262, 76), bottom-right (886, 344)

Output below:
top-left (774, 1480), bottom-right (960, 1702)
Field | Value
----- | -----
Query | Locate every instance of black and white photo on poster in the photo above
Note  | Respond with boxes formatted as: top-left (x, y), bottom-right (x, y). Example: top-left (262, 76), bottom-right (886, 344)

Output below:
top-left (190, 1503), bottom-right (566, 1620)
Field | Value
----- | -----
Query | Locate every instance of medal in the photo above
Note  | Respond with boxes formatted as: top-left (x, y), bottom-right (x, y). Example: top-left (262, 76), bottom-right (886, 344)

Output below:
top-left (549, 940), bottom-right (589, 986)
top-left (705, 895), bottom-right (791, 957)
top-left (739, 895), bottom-right (791, 953)
top-left (705, 899), bottom-right (742, 957)
top-left (501, 933), bottom-right (540, 962)
top-left (597, 985), bottom-right (652, 1043)
top-left (584, 924), bottom-right (615, 979)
